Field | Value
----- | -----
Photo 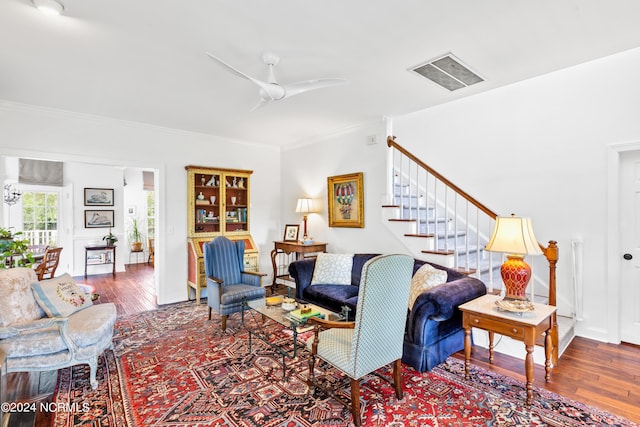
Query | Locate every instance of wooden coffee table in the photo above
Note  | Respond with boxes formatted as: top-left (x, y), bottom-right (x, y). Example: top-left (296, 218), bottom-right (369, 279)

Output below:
top-left (459, 294), bottom-right (557, 405)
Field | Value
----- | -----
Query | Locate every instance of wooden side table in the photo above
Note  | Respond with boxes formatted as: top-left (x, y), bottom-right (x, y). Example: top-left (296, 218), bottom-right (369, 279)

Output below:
top-left (84, 245), bottom-right (116, 278)
top-left (270, 241), bottom-right (327, 293)
top-left (459, 294), bottom-right (557, 405)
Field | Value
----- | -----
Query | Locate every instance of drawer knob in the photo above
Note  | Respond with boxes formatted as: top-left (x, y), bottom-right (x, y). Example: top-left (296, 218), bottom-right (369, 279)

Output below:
top-left (512, 328), bottom-right (518, 333)
top-left (473, 319), bottom-right (479, 324)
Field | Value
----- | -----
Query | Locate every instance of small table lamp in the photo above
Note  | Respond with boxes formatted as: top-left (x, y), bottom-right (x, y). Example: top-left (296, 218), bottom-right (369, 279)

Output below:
top-left (295, 198), bottom-right (315, 240)
top-left (485, 214), bottom-right (543, 311)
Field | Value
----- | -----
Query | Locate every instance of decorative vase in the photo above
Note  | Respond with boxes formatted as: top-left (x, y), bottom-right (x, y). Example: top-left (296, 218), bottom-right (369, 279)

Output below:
top-left (210, 196), bottom-right (216, 205)
top-left (131, 241), bottom-right (143, 252)
top-left (197, 192), bottom-right (204, 200)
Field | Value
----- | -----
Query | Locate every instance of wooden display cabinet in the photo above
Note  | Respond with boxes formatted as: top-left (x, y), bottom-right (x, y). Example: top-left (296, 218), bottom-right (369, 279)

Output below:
top-left (185, 165), bottom-right (258, 304)
top-left (187, 235), bottom-right (259, 304)
top-left (186, 165), bottom-right (252, 237)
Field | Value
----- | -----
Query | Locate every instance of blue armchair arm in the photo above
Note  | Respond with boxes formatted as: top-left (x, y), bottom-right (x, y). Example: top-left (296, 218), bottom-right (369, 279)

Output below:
top-left (406, 277), bottom-right (486, 342)
top-left (288, 258), bottom-right (317, 299)
top-left (240, 271), bottom-right (264, 287)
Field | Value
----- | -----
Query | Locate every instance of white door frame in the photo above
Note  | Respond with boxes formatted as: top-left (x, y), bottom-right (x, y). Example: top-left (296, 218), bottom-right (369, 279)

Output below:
top-left (607, 140), bottom-right (640, 343)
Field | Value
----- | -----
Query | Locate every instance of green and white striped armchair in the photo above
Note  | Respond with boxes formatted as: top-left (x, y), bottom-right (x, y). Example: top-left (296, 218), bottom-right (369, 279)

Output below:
top-left (307, 254), bottom-right (414, 427)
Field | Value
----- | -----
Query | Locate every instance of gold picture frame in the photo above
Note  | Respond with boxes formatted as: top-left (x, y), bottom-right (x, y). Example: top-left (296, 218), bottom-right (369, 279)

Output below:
top-left (327, 172), bottom-right (364, 228)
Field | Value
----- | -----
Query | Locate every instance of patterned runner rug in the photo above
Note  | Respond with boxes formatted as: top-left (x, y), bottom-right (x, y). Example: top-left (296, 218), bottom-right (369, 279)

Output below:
top-left (52, 302), bottom-right (636, 426)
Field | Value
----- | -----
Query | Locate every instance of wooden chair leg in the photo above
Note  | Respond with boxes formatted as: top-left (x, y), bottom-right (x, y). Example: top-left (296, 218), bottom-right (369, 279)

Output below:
top-left (208, 307), bottom-right (212, 320)
top-left (393, 359), bottom-right (403, 399)
top-left (221, 315), bottom-right (227, 331)
top-left (307, 353), bottom-right (316, 389)
top-left (350, 378), bottom-right (361, 427)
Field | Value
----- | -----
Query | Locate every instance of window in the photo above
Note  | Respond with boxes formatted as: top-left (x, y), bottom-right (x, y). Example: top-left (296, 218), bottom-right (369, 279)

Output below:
top-left (22, 190), bottom-right (58, 246)
top-left (146, 190), bottom-right (155, 237)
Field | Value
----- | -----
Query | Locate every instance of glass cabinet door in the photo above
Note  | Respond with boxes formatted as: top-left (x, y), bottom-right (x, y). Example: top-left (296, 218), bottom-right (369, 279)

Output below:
top-left (193, 172), bottom-right (221, 234)
top-left (223, 174), bottom-right (248, 233)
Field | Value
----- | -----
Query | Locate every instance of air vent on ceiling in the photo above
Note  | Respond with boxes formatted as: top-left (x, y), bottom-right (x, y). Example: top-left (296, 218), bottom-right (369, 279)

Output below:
top-left (410, 54), bottom-right (483, 91)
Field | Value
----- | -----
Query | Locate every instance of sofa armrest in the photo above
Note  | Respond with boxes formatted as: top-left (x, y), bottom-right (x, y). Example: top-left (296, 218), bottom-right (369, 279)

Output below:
top-left (2, 317), bottom-right (78, 354)
top-left (288, 258), bottom-right (317, 300)
top-left (406, 277), bottom-right (486, 341)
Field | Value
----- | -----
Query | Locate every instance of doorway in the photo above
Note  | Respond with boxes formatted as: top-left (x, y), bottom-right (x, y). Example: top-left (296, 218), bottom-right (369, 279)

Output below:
top-left (619, 149), bottom-right (640, 345)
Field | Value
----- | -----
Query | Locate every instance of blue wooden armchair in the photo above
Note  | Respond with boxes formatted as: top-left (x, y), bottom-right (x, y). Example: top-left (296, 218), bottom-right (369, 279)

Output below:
top-left (204, 236), bottom-right (266, 331)
top-left (307, 254), bottom-right (414, 427)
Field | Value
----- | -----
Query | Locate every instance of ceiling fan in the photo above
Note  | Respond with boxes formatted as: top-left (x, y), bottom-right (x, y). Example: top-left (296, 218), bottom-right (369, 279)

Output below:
top-left (206, 52), bottom-right (348, 110)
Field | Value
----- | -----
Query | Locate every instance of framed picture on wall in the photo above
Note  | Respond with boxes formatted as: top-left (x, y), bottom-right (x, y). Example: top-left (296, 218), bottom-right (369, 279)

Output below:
top-left (327, 172), bottom-right (364, 228)
top-left (84, 188), bottom-right (114, 206)
top-left (85, 210), bottom-right (114, 228)
top-left (283, 224), bottom-right (300, 242)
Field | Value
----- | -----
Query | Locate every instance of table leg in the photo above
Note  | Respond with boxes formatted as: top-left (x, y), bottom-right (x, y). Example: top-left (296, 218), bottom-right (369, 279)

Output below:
top-left (545, 328), bottom-right (552, 382)
top-left (270, 249), bottom-right (278, 295)
top-left (525, 343), bottom-right (534, 405)
top-left (488, 331), bottom-right (495, 364)
top-left (464, 326), bottom-right (472, 380)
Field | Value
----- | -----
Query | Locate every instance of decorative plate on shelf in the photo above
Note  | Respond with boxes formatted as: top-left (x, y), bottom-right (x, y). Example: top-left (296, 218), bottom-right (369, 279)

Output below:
top-left (495, 298), bottom-right (535, 313)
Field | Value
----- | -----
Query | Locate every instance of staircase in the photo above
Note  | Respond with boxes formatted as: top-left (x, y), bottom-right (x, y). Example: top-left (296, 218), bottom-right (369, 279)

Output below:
top-left (383, 136), bottom-right (575, 359)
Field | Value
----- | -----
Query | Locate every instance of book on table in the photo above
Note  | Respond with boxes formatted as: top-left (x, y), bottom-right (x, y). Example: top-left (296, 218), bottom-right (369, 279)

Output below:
top-left (288, 308), bottom-right (321, 321)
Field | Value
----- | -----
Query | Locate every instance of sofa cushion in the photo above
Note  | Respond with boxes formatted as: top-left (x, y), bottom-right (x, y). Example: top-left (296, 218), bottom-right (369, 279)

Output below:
top-left (31, 273), bottom-right (93, 318)
top-left (67, 303), bottom-right (117, 348)
top-left (408, 263), bottom-right (447, 310)
top-left (303, 284), bottom-right (360, 313)
top-left (0, 268), bottom-right (43, 327)
top-left (311, 253), bottom-right (353, 285)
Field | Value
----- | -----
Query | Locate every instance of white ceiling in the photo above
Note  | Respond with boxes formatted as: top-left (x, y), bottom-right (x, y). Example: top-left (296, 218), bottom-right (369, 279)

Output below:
top-left (2, 0), bottom-right (640, 147)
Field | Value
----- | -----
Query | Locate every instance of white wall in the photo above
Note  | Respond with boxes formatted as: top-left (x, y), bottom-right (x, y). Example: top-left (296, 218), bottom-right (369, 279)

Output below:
top-left (0, 102), bottom-right (281, 304)
top-left (281, 123), bottom-right (408, 255)
top-left (391, 46), bottom-right (640, 342)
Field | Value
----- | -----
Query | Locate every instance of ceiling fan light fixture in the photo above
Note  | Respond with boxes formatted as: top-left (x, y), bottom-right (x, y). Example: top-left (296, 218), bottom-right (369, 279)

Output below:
top-left (32, 0), bottom-right (65, 15)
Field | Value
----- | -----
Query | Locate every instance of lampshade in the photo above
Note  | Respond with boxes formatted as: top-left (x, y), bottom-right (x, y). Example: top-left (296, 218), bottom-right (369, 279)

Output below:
top-left (295, 198), bottom-right (315, 214)
top-left (485, 215), bottom-right (543, 256)
top-left (486, 215), bottom-right (542, 309)
top-left (32, 0), bottom-right (64, 15)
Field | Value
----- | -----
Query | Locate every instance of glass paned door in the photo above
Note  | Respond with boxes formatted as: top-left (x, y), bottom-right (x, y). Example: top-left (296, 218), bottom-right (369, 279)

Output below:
top-left (22, 190), bottom-right (59, 246)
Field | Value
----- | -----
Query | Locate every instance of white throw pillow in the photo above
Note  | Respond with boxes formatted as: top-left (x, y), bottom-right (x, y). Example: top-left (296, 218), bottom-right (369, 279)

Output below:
top-left (310, 253), bottom-right (354, 285)
top-left (31, 273), bottom-right (93, 318)
top-left (408, 263), bottom-right (448, 310)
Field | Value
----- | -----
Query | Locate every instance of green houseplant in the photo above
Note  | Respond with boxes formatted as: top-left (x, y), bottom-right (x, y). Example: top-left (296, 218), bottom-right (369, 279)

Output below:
top-left (128, 218), bottom-right (144, 251)
top-left (0, 227), bottom-right (35, 268)
top-left (103, 228), bottom-right (118, 247)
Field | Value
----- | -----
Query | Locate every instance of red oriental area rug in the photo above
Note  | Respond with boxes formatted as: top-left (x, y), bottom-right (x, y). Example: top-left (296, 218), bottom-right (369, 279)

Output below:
top-left (52, 302), bottom-right (637, 427)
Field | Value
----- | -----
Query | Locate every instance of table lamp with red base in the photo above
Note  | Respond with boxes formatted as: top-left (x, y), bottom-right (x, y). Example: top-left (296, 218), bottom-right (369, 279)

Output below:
top-left (485, 214), bottom-right (543, 312)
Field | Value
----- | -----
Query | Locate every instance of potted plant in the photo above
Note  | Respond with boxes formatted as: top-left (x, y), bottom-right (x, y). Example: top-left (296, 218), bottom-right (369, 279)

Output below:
top-left (0, 227), bottom-right (35, 268)
top-left (128, 218), bottom-right (144, 252)
top-left (103, 228), bottom-right (118, 247)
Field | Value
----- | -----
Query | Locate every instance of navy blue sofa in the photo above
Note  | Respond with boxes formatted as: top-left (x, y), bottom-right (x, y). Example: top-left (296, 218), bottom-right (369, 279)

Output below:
top-left (288, 254), bottom-right (487, 372)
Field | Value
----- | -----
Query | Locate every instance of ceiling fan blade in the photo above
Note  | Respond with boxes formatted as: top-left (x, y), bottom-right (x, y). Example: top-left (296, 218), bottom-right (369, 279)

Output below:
top-left (249, 98), bottom-right (269, 112)
top-left (282, 78), bottom-right (349, 99)
top-left (206, 52), bottom-right (280, 98)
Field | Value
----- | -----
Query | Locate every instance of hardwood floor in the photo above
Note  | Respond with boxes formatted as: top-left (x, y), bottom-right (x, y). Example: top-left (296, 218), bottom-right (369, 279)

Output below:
top-left (5, 265), bottom-right (640, 425)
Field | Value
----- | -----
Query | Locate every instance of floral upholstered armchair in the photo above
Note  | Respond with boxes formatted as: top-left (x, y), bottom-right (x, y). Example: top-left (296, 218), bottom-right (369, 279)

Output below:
top-left (0, 268), bottom-right (117, 389)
